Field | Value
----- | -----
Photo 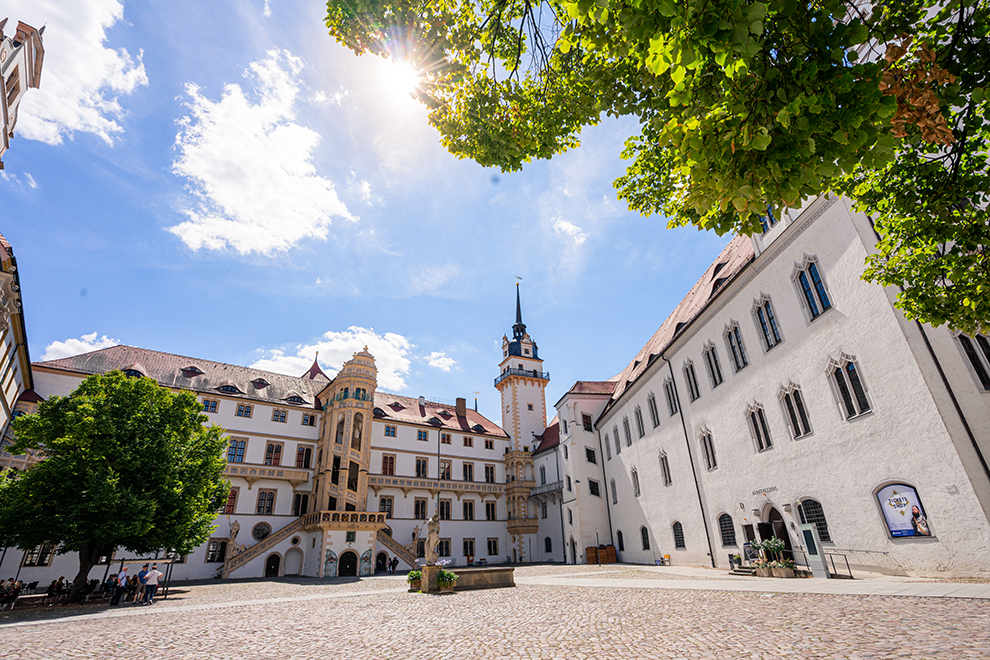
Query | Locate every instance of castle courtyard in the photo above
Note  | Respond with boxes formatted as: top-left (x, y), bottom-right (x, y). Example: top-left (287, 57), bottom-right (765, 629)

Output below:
top-left (2, 565), bottom-right (988, 660)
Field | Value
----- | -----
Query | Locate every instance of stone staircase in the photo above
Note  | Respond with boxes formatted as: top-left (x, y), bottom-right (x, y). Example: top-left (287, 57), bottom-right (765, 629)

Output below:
top-left (376, 529), bottom-right (418, 569)
top-left (221, 517), bottom-right (305, 579)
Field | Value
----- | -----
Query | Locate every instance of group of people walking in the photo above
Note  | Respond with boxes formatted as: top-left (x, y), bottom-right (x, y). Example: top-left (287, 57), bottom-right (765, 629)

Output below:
top-left (109, 563), bottom-right (163, 606)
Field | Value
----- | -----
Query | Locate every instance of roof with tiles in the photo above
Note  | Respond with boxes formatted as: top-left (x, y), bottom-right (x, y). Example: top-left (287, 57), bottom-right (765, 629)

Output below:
top-left (533, 416), bottom-right (560, 454)
top-left (372, 392), bottom-right (509, 438)
top-left (34, 345), bottom-right (329, 409)
top-left (602, 234), bottom-right (754, 415)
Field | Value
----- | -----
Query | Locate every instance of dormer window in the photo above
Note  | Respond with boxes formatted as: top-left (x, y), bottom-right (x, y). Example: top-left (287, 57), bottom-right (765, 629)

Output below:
top-left (217, 385), bottom-right (241, 394)
top-left (123, 369), bottom-right (144, 378)
top-left (181, 366), bottom-right (204, 378)
top-left (285, 395), bottom-right (306, 405)
top-left (472, 424), bottom-right (485, 433)
top-left (428, 417), bottom-right (443, 427)
top-left (373, 407), bottom-right (386, 418)
top-left (524, 348), bottom-right (530, 355)
top-left (252, 378), bottom-right (270, 389)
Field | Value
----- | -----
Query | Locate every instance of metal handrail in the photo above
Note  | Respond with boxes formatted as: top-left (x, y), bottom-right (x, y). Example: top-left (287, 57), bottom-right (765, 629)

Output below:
top-left (494, 368), bottom-right (550, 387)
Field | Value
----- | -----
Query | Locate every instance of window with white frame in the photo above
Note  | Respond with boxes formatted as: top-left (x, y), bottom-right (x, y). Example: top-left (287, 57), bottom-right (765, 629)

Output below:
top-left (703, 343), bottom-right (724, 387)
top-left (684, 361), bottom-right (701, 401)
top-left (796, 259), bottom-right (832, 320)
top-left (831, 356), bottom-right (872, 419)
top-left (663, 379), bottom-right (678, 416)
top-left (781, 384), bottom-right (812, 438)
top-left (754, 296), bottom-right (783, 350)
top-left (647, 393), bottom-right (660, 427)
top-left (634, 406), bottom-right (645, 437)
top-left (725, 324), bottom-right (749, 372)
top-left (659, 452), bottom-right (672, 486)
top-left (631, 469), bottom-right (641, 497)
top-left (748, 405), bottom-right (773, 452)
top-left (958, 333), bottom-right (990, 390)
top-left (700, 430), bottom-right (717, 470)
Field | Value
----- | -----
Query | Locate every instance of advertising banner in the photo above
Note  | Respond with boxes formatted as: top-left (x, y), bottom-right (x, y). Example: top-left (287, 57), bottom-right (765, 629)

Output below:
top-left (876, 484), bottom-right (932, 537)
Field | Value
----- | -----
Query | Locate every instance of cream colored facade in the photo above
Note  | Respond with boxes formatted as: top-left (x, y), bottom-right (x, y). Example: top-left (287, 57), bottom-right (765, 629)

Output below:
top-left (0, 18), bottom-right (44, 169)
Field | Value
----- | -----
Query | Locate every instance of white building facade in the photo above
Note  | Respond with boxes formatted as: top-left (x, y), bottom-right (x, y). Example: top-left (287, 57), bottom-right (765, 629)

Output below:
top-left (574, 195), bottom-right (990, 577)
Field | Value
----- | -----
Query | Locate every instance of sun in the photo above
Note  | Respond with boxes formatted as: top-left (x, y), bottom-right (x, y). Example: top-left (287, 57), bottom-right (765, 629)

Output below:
top-left (382, 59), bottom-right (422, 101)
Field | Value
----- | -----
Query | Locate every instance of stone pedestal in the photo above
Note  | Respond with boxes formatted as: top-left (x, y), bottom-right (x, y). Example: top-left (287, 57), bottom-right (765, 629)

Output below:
top-left (421, 565), bottom-right (440, 593)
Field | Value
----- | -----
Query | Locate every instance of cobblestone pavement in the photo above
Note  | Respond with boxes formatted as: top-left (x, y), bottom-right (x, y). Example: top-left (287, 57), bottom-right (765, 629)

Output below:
top-left (2, 569), bottom-right (989, 660)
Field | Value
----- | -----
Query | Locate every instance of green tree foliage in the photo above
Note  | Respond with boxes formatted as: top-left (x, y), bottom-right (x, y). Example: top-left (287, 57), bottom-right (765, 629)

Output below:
top-left (326, 0), bottom-right (990, 332)
top-left (0, 372), bottom-right (228, 602)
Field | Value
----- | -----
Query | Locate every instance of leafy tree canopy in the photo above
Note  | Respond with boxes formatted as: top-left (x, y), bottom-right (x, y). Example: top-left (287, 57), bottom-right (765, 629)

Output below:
top-left (326, 0), bottom-right (990, 333)
top-left (0, 371), bottom-right (228, 600)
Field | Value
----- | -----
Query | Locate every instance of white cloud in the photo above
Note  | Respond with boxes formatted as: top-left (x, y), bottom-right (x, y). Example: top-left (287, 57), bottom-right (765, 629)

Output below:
top-left (427, 351), bottom-right (456, 372)
top-left (406, 264), bottom-right (460, 296)
top-left (263, 0), bottom-right (272, 17)
top-left (311, 89), bottom-right (347, 106)
top-left (41, 332), bottom-right (119, 361)
top-left (552, 218), bottom-right (588, 245)
top-left (12, 0), bottom-right (148, 144)
top-left (251, 326), bottom-right (414, 391)
top-left (169, 49), bottom-right (353, 255)
top-left (23, 172), bottom-right (37, 188)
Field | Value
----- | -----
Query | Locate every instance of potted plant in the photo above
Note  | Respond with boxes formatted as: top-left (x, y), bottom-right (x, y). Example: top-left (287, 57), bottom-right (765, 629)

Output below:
top-left (749, 541), bottom-right (771, 577)
top-left (437, 569), bottom-right (459, 592)
top-left (406, 569), bottom-right (422, 592)
top-left (771, 558), bottom-right (797, 579)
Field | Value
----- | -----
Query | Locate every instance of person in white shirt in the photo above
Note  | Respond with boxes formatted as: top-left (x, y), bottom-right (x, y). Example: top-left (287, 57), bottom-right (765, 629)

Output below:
top-left (143, 564), bottom-right (163, 604)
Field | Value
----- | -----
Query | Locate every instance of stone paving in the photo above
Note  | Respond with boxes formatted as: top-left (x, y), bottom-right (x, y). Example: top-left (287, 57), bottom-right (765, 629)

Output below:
top-left (1, 566), bottom-right (988, 659)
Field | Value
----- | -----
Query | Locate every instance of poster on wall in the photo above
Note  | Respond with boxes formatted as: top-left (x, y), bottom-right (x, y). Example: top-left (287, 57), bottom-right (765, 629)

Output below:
top-left (876, 484), bottom-right (933, 537)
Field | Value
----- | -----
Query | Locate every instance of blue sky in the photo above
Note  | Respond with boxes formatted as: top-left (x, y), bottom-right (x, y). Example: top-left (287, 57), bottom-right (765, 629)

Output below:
top-left (0, 0), bottom-right (731, 419)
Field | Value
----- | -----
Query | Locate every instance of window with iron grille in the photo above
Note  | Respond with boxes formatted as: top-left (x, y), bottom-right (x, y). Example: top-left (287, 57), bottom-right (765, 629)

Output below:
top-left (959, 333), bottom-right (990, 390)
top-left (703, 343), bottom-right (724, 387)
top-left (672, 522), bottom-right (686, 549)
top-left (227, 438), bottom-right (246, 463)
top-left (797, 261), bottom-right (832, 320)
top-left (659, 452), bottom-right (672, 486)
top-left (700, 431), bottom-right (717, 470)
top-left (585, 447), bottom-right (597, 464)
top-left (265, 442), bottom-right (283, 466)
top-left (647, 394), bottom-right (660, 427)
top-left (781, 387), bottom-right (812, 438)
top-left (684, 362), bottom-right (701, 401)
top-left (224, 488), bottom-right (238, 514)
top-left (589, 480), bottom-right (601, 497)
top-left (797, 499), bottom-right (832, 542)
top-left (725, 325), bottom-right (749, 372)
top-left (748, 407), bottom-right (773, 452)
top-left (256, 489), bottom-right (275, 515)
top-left (641, 526), bottom-right (651, 550)
top-left (296, 446), bottom-right (312, 468)
top-left (755, 298), bottom-right (782, 350)
top-left (832, 359), bottom-right (871, 419)
top-left (718, 514), bottom-right (737, 546)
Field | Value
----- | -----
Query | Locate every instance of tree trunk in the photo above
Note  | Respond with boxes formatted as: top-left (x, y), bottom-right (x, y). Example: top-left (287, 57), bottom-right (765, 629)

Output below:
top-left (67, 542), bottom-right (104, 603)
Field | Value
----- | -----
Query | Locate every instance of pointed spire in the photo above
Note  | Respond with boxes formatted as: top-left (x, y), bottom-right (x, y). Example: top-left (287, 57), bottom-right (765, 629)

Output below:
top-left (302, 353), bottom-right (329, 380)
top-left (512, 282), bottom-right (527, 340)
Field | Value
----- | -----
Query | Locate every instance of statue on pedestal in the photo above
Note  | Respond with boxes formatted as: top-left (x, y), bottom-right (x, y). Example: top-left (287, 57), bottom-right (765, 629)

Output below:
top-left (425, 511), bottom-right (441, 565)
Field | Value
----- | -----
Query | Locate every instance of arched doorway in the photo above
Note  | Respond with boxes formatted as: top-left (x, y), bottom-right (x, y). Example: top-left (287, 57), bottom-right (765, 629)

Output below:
top-left (284, 548), bottom-right (303, 576)
top-left (264, 554), bottom-right (281, 578)
top-left (758, 507), bottom-right (794, 561)
top-left (376, 552), bottom-right (388, 573)
top-left (339, 550), bottom-right (358, 576)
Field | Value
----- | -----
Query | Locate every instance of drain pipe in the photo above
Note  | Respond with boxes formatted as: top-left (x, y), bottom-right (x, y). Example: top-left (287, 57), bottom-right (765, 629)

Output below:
top-left (596, 419), bottom-right (616, 548)
top-left (663, 353), bottom-right (716, 568)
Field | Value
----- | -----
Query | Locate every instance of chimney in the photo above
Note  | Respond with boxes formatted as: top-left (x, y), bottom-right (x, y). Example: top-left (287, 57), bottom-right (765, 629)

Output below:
top-left (418, 395), bottom-right (426, 408)
top-left (455, 397), bottom-right (466, 418)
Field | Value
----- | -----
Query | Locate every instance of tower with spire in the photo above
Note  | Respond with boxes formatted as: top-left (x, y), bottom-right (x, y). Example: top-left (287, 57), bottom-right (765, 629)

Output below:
top-left (495, 284), bottom-right (548, 560)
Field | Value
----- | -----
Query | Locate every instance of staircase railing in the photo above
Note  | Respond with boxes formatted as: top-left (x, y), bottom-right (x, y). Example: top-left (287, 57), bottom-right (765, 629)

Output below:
top-left (221, 517), bottom-right (305, 579)
top-left (376, 529), bottom-right (418, 569)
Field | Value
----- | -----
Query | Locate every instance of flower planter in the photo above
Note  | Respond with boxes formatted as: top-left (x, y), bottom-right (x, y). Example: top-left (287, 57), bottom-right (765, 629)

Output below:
top-left (440, 584), bottom-right (455, 593)
top-left (755, 566), bottom-right (771, 577)
top-left (771, 567), bottom-right (795, 578)
top-left (408, 580), bottom-right (421, 592)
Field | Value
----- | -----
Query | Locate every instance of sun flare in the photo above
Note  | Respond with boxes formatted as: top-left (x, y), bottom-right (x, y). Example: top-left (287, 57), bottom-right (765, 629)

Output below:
top-left (382, 60), bottom-right (422, 101)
